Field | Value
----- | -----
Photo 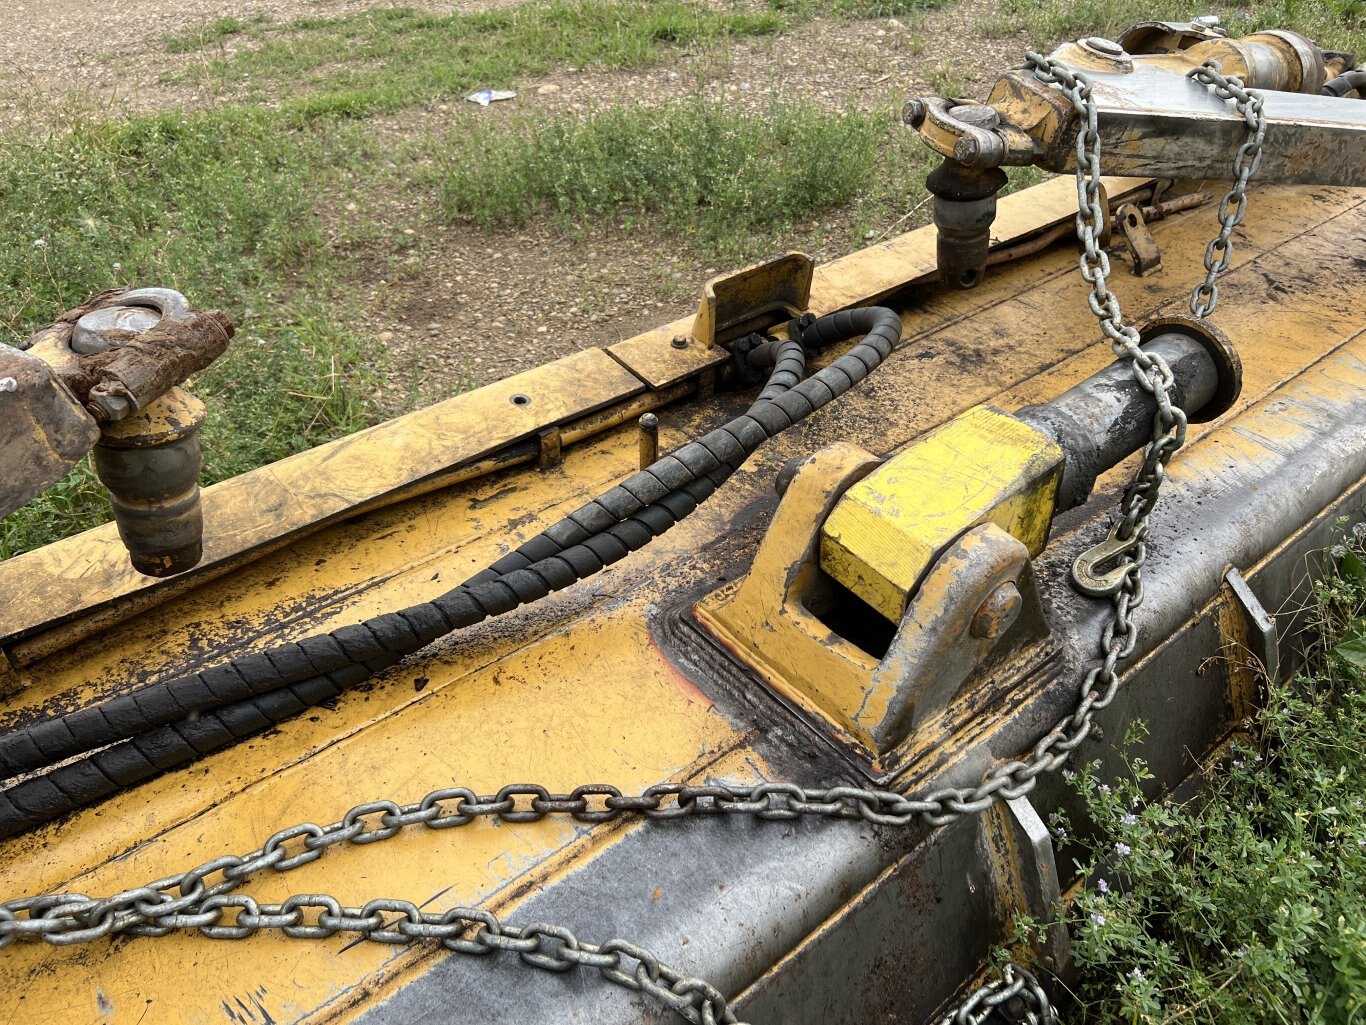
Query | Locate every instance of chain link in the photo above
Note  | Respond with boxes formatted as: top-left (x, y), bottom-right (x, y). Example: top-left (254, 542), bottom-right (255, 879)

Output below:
top-left (939, 964), bottom-right (1058, 1025)
top-left (1186, 61), bottom-right (1267, 318)
top-left (0, 47), bottom-right (1271, 1025)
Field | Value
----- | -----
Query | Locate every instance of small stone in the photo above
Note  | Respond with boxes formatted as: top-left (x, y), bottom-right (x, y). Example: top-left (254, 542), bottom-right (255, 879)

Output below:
top-left (377, 331), bottom-right (395, 343)
top-left (537, 84), bottom-right (561, 95)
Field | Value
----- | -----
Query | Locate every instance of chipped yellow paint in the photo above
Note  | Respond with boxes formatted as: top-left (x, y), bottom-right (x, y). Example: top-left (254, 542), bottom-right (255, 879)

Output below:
top-left (820, 407), bottom-right (1062, 622)
top-left (1, 181), bottom-right (1363, 1025)
top-left (0, 599), bottom-right (751, 1025)
top-left (697, 443), bottom-right (885, 752)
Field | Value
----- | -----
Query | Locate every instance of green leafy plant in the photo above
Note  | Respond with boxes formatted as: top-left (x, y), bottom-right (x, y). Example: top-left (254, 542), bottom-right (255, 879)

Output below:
top-left (1046, 516), bottom-right (1366, 1022)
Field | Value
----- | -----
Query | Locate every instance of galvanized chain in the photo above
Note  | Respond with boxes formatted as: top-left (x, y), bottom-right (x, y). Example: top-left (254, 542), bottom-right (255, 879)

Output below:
top-left (1, 49), bottom-right (1271, 1025)
top-left (939, 964), bottom-right (1057, 1025)
top-left (1186, 61), bottom-right (1267, 318)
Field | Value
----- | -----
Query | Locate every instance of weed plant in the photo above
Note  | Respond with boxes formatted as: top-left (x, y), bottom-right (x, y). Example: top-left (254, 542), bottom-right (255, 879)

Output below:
top-left (1043, 519), bottom-right (1366, 1022)
top-left (430, 100), bottom-right (917, 253)
top-left (990, 0), bottom-right (1364, 55)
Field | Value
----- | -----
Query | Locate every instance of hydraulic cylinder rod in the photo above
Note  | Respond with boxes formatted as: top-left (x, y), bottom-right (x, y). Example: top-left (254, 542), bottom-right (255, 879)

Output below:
top-left (1015, 323), bottom-right (1238, 511)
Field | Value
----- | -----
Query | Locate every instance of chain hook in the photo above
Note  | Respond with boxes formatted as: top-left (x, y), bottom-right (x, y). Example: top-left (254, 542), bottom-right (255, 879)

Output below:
top-left (1072, 521), bottom-right (1143, 597)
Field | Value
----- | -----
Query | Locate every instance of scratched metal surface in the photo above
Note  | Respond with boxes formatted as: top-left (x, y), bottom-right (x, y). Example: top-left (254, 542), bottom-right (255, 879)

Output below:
top-left (0, 182), bottom-right (1362, 1024)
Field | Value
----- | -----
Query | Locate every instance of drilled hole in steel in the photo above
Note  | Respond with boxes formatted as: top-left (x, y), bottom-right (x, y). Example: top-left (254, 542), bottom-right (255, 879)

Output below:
top-left (510, 394), bottom-right (532, 407)
top-left (959, 269), bottom-right (979, 288)
top-left (1128, 213), bottom-right (1139, 226)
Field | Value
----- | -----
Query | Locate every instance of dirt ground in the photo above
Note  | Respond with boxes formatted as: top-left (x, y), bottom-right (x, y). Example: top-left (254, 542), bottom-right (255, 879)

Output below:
top-left (2, 0), bottom-right (1036, 407)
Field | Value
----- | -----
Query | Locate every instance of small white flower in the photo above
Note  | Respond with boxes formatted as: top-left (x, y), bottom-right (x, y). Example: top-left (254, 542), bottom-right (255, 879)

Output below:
top-left (1121, 813), bottom-right (1137, 826)
top-left (1097, 877), bottom-right (1109, 893)
top-left (1098, 784), bottom-right (1111, 795)
top-left (1091, 912), bottom-right (1106, 926)
top-left (1332, 544), bottom-right (1348, 558)
top-left (1353, 521), bottom-right (1366, 538)
top-left (1128, 967), bottom-right (1145, 982)
top-left (1115, 841), bottom-right (1132, 857)
top-left (31, 238), bottom-right (46, 248)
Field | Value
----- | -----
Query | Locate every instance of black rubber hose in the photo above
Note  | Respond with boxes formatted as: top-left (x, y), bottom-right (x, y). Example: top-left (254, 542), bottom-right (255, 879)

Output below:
top-left (1323, 69), bottom-right (1366, 97)
top-left (0, 339), bottom-right (801, 782)
top-left (461, 335), bottom-right (810, 590)
top-left (0, 308), bottom-right (900, 837)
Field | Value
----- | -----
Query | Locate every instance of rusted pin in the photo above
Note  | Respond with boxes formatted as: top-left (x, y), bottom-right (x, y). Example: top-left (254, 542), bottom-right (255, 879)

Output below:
top-left (638, 413), bottom-right (659, 469)
top-left (969, 581), bottom-right (1023, 640)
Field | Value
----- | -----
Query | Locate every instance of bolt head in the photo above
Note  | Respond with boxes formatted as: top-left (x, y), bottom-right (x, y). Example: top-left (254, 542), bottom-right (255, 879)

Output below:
top-left (901, 99), bottom-right (926, 127)
top-left (1082, 35), bottom-right (1125, 56)
top-left (969, 581), bottom-right (1023, 640)
top-left (671, 335), bottom-right (690, 349)
top-left (72, 305), bottom-right (161, 355)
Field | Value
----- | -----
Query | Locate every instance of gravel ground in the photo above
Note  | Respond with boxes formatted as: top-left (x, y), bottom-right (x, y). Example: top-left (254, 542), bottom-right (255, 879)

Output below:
top-left (3, 0), bottom-right (1039, 408)
top-left (0, 0), bottom-right (517, 97)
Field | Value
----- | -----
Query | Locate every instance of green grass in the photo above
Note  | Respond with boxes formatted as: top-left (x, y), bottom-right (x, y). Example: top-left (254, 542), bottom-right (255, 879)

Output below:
top-left (427, 99), bottom-right (924, 254)
top-left (163, 15), bottom-right (262, 54)
top-left (1037, 519), bottom-right (1366, 1022)
top-left (985, 0), bottom-right (1365, 56)
top-left (0, 104), bottom-right (383, 557)
top-left (165, 2), bottom-right (787, 115)
top-left (1, 105), bottom-right (325, 332)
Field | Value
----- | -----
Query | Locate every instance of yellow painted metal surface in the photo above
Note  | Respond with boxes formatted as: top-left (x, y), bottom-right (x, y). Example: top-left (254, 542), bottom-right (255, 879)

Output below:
top-left (1, 598), bottom-right (750, 1024)
top-left (0, 181), bottom-right (1362, 1024)
top-left (697, 443), bottom-right (886, 752)
top-left (820, 406), bottom-right (1062, 622)
top-left (692, 253), bottom-right (814, 348)
top-left (0, 347), bottom-right (646, 655)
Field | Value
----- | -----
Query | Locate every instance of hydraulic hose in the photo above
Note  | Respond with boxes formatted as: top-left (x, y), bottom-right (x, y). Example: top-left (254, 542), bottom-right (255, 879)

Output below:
top-left (0, 337), bottom-right (802, 783)
top-left (0, 308), bottom-right (902, 838)
top-left (1323, 69), bottom-right (1366, 97)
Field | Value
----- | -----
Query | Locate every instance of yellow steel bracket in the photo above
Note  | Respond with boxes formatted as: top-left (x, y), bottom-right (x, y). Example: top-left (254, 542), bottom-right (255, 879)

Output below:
top-left (698, 407), bottom-right (1062, 776)
top-left (690, 252), bottom-right (814, 349)
top-left (820, 405), bottom-right (1063, 623)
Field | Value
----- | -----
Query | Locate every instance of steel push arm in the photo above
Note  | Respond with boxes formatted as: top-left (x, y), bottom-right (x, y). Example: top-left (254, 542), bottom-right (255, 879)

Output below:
top-left (903, 26), bottom-right (1366, 287)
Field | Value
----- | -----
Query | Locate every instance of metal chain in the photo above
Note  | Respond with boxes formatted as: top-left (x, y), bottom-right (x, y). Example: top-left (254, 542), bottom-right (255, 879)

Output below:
top-left (1186, 61), bottom-right (1267, 318)
top-left (939, 964), bottom-right (1057, 1025)
top-left (0, 48), bottom-right (1265, 1025)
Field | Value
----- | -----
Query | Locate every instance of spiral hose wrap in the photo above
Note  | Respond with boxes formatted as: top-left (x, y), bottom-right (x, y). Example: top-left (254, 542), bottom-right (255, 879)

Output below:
top-left (0, 307), bottom-right (902, 838)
